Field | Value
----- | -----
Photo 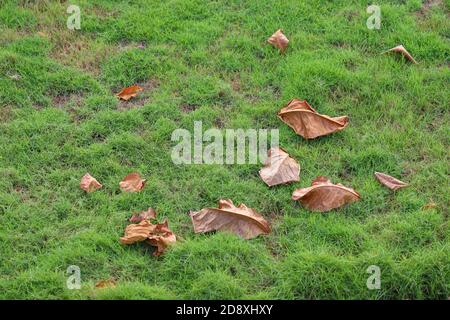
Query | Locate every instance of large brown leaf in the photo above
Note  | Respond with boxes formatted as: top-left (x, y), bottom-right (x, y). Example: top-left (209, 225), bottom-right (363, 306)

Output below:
top-left (119, 172), bottom-right (146, 192)
top-left (278, 99), bottom-right (349, 139)
top-left (80, 173), bottom-right (102, 192)
top-left (95, 279), bottom-right (116, 289)
top-left (129, 208), bottom-right (157, 223)
top-left (259, 147), bottom-right (300, 187)
top-left (267, 29), bottom-right (289, 53)
top-left (292, 176), bottom-right (360, 212)
top-left (120, 219), bottom-right (176, 256)
top-left (382, 45), bottom-right (418, 64)
top-left (190, 199), bottom-right (270, 239)
top-left (374, 172), bottom-right (409, 191)
top-left (116, 85), bottom-right (143, 101)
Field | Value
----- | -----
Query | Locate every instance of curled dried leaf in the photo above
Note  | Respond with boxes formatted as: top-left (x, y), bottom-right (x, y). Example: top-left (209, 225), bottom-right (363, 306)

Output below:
top-left (374, 172), bottom-right (409, 191)
top-left (267, 29), bottom-right (289, 53)
top-left (292, 176), bottom-right (360, 212)
top-left (382, 45), bottom-right (418, 64)
top-left (119, 172), bottom-right (146, 192)
top-left (190, 199), bottom-right (270, 239)
top-left (259, 147), bottom-right (300, 187)
top-left (80, 173), bottom-right (102, 192)
top-left (120, 219), bottom-right (176, 256)
top-left (278, 99), bottom-right (349, 139)
top-left (95, 279), bottom-right (116, 289)
top-left (129, 208), bottom-right (157, 223)
top-left (116, 85), bottom-right (143, 101)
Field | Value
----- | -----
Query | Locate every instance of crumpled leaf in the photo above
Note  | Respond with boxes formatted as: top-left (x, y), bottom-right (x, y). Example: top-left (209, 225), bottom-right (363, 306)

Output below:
top-left (259, 147), bottom-right (300, 187)
top-left (129, 208), bottom-right (157, 223)
top-left (95, 279), bottom-right (116, 289)
top-left (190, 199), bottom-right (270, 239)
top-left (292, 176), bottom-right (360, 212)
top-left (267, 29), bottom-right (289, 53)
top-left (119, 173), bottom-right (146, 192)
top-left (80, 173), bottom-right (102, 192)
top-left (278, 99), bottom-right (349, 139)
top-left (374, 172), bottom-right (409, 191)
top-left (120, 219), bottom-right (176, 256)
top-left (382, 45), bottom-right (418, 64)
top-left (146, 219), bottom-right (177, 257)
top-left (116, 85), bottom-right (143, 101)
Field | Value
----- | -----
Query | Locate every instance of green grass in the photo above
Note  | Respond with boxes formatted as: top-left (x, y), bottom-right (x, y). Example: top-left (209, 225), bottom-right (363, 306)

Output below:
top-left (0, 0), bottom-right (449, 299)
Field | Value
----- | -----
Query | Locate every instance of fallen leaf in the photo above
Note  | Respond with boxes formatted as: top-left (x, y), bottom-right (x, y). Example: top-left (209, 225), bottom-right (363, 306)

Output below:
top-left (146, 219), bottom-right (177, 257)
top-left (129, 208), bottom-right (157, 223)
top-left (119, 172), bottom-right (146, 192)
top-left (292, 176), bottom-right (360, 212)
top-left (190, 199), bottom-right (270, 239)
top-left (95, 279), bottom-right (116, 289)
top-left (278, 99), bottom-right (349, 139)
top-left (80, 173), bottom-right (102, 192)
top-left (120, 219), bottom-right (176, 256)
top-left (120, 219), bottom-right (154, 244)
top-left (115, 85), bottom-right (143, 101)
top-left (267, 29), bottom-right (289, 53)
top-left (259, 147), bottom-right (300, 186)
top-left (382, 45), bottom-right (418, 64)
top-left (374, 172), bottom-right (409, 191)
top-left (422, 202), bottom-right (437, 210)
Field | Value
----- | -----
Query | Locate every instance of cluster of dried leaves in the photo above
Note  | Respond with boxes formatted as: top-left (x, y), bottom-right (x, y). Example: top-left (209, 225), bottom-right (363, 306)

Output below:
top-left (80, 30), bottom-right (412, 262)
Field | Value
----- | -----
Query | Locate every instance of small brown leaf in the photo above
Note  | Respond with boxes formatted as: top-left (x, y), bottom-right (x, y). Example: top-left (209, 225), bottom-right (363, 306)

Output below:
top-left (119, 172), bottom-right (146, 192)
top-left (120, 219), bottom-right (176, 256)
top-left (95, 279), bottom-right (116, 289)
top-left (292, 176), bottom-right (360, 212)
top-left (278, 99), bottom-right (349, 139)
top-left (382, 45), bottom-right (418, 64)
top-left (374, 172), bottom-right (409, 191)
top-left (146, 219), bottom-right (177, 257)
top-left (129, 208), bottom-right (157, 223)
top-left (422, 202), bottom-right (437, 210)
top-left (115, 85), bottom-right (143, 101)
top-left (259, 147), bottom-right (300, 187)
top-left (80, 173), bottom-right (102, 192)
top-left (267, 29), bottom-right (289, 53)
top-left (190, 199), bottom-right (270, 239)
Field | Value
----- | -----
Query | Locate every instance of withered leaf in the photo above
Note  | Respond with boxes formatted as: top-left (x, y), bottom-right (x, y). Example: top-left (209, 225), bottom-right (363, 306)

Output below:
top-left (278, 99), bottom-right (349, 139)
top-left (190, 199), bottom-right (270, 239)
top-left (259, 147), bottom-right (300, 187)
top-left (374, 172), bottom-right (409, 191)
top-left (80, 173), bottom-right (102, 192)
top-left (95, 279), bottom-right (116, 289)
top-left (382, 45), bottom-right (418, 64)
top-left (120, 219), bottom-right (176, 256)
top-left (129, 208), bottom-right (157, 223)
top-left (119, 172), bottom-right (146, 192)
top-left (267, 29), bottom-right (289, 53)
top-left (116, 85), bottom-right (143, 101)
top-left (292, 176), bottom-right (360, 212)
top-left (146, 219), bottom-right (177, 257)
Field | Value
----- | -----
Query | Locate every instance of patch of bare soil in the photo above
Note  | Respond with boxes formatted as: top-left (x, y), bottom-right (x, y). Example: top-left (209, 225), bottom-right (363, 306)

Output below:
top-left (417, 0), bottom-right (443, 17)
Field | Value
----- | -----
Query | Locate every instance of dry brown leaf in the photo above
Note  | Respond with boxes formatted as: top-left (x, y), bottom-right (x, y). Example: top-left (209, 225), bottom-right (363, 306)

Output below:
top-left (115, 85), bottom-right (143, 101)
top-left (267, 29), bottom-right (289, 53)
top-left (95, 279), bottom-right (116, 289)
top-left (422, 202), bottom-right (437, 210)
top-left (259, 147), bottom-right (300, 187)
top-left (129, 208), bottom-right (157, 223)
top-left (278, 99), bottom-right (349, 139)
top-left (119, 172), bottom-right (146, 192)
top-left (80, 173), bottom-right (102, 192)
top-left (374, 172), bottom-right (409, 191)
top-left (382, 45), bottom-right (418, 64)
top-left (190, 199), bottom-right (270, 239)
top-left (292, 176), bottom-right (360, 212)
top-left (120, 219), bottom-right (176, 256)
top-left (146, 219), bottom-right (177, 257)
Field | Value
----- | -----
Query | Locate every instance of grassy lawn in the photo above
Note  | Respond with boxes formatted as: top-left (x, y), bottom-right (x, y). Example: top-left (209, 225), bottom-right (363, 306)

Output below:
top-left (0, 0), bottom-right (449, 299)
